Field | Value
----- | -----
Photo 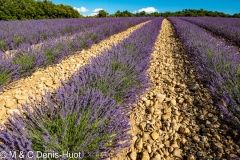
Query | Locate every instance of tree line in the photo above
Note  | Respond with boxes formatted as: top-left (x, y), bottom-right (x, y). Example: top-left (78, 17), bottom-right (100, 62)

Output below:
top-left (0, 0), bottom-right (82, 20)
top-left (0, 0), bottom-right (239, 20)
top-left (96, 9), bottom-right (239, 18)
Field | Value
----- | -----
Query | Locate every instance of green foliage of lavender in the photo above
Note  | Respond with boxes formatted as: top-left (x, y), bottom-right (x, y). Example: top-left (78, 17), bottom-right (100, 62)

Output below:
top-left (169, 17), bottom-right (240, 131)
top-left (13, 53), bottom-right (35, 72)
top-left (0, 89), bottom-right (128, 159)
top-left (0, 41), bottom-right (7, 51)
top-left (0, 17), bottom-right (164, 159)
top-left (43, 45), bottom-right (63, 63)
top-left (0, 72), bottom-right (11, 85)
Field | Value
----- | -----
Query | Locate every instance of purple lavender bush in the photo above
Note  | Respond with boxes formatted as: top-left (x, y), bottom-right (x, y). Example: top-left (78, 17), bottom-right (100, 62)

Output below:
top-left (169, 17), bottom-right (240, 131)
top-left (0, 90), bottom-right (131, 160)
top-left (0, 18), bottom-right (151, 52)
top-left (0, 17), bottom-right (164, 159)
top-left (0, 18), bottom-right (113, 51)
top-left (0, 17), bottom-right (152, 91)
top-left (180, 17), bottom-right (240, 46)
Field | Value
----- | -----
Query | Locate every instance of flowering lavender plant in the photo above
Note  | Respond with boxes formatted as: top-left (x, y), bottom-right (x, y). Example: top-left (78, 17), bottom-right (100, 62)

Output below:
top-left (0, 89), bottom-right (131, 160)
top-left (0, 17), bottom-right (153, 90)
top-left (0, 17), bottom-right (164, 159)
top-left (0, 18), bottom-right (113, 51)
top-left (169, 17), bottom-right (240, 131)
top-left (180, 17), bottom-right (240, 46)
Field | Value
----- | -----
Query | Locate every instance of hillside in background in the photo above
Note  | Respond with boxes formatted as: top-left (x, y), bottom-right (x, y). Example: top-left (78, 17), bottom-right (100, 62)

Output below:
top-left (0, 0), bottom-right (82, 20)
top-left (0, 0), bottom-right (240, 20)
top-left (104, 9), bottom-right (239, 18)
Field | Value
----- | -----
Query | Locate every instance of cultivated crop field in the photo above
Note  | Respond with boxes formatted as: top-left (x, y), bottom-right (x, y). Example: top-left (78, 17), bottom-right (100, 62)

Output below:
top-left (0, 17), bottom-right (240, 160)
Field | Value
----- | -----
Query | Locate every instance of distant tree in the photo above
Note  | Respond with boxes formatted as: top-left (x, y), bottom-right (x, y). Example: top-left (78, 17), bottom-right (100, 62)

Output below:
top-left (98, 10), bottom-right (108, 17)
top-left (157, 9), bottom-right (232, 18)
top-left (114, 10), bottom-right (122, 17)
top-left (233, 13), bottom-right (240, 18)
top-left (0, 0), bottom-right (82, 20)
top-left (1, 2), bottom-right (237, 20)
top-left (122, 10), bottom-right (134, 17)
top-left (113, 10), bottom-right (134, 17)
top-left (135, 11), bottom-right (147, 17)
top-left (149, 12), bottom-right (160, 17)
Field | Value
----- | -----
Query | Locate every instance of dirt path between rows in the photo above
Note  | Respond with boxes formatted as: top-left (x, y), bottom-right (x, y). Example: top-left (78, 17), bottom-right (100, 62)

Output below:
top-left (0, 21), bottom-right (149, 124)
top-left (112, 19), bottom-right (240, 160)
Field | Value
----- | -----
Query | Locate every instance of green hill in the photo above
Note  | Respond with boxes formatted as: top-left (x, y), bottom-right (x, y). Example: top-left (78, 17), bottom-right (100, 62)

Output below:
top-left (0, 0), bottom-right (82, 20)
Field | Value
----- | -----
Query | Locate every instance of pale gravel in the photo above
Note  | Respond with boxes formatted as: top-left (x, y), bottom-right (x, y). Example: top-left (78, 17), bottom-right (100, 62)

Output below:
top-left (0, 21), bottom-right (150, 124)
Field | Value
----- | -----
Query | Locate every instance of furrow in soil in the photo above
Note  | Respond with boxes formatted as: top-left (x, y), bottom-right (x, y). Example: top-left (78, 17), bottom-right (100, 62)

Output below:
top-left (0, 21), bottom-right (150, 124)
top-left (113, 19), bottom-right (240, 160)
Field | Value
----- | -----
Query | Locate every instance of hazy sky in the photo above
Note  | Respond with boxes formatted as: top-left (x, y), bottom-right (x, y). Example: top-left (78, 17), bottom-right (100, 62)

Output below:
top-left (51, 0), bottom-right (240, 16)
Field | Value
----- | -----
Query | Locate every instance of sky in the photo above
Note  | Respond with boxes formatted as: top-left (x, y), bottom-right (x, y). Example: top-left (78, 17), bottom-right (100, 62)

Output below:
top-left (51, 0), bottom-right (240, 16)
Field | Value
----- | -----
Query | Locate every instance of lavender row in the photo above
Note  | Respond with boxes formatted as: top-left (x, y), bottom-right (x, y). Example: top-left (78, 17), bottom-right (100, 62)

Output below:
top-left (168, 17), bottom-right (240, 131)
top-left (0, 18), bottom-right (114, 51)
top-left (0, 17), bottom-right (152, 90)
top-left (0, 18), bottom-right (164, 159)
top-left (180, 17), bottom-right (240, 46)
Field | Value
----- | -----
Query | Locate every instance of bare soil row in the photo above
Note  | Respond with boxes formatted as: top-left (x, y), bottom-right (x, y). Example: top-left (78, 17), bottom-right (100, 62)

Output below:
top-left (112, 19), bottom-right (240, 160)
top-left (0, 19), bottom-right (239, 160)
top-left (0, 21), bottom-right (149, 124)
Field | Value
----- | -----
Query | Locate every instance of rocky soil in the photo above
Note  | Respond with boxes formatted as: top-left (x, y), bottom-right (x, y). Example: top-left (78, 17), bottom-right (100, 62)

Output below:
top-left (112, 19), bottom-right (240, 160)
top-left (1, 18), bottom-right (240, 160)
top-left (0, 21), bottom-right (149, 124)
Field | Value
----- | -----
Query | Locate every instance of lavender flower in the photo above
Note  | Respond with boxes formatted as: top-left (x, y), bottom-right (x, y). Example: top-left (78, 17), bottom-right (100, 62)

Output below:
top-left (180, 17), bottom-right (240, 46)
top-left (169, 17), bottom-right (240, 132)
top-left (0, 17), bottom-right (164, 159)
top-left (0, 17), bottom-right (153, 90)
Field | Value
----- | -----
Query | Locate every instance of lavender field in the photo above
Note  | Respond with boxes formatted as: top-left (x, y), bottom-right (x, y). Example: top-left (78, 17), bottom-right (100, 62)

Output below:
top-left (169, 17), bottom-right (240, 130)
top-left (0, 17), bottom-right (152, 90)
top-left (0, 17), bottom-right (240, 159)
top-left (179, 17), bottom-right (240, 46)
